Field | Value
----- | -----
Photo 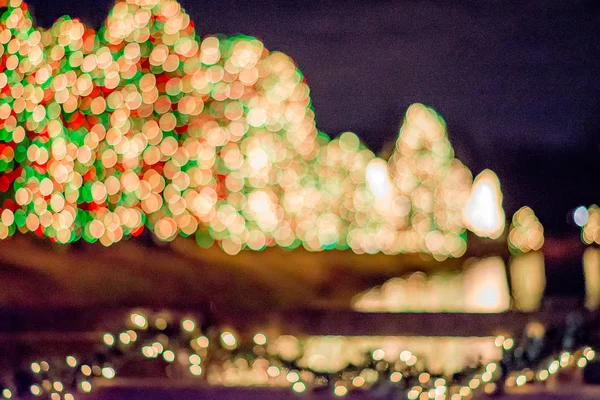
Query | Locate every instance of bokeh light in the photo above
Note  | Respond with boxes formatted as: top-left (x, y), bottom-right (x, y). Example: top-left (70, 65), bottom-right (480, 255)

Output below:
top-left (581, 205), bottom-right (600, 245)
top-left (574, 206), bottom-right (590, 227)
top-left (508, 206), bottom-right (544, 254)
top-left (464, 170), bottom-right (505, 239)
top-left (0, 0), bottom-right (501, 258)
top-left (353, 258), bottom-right (510, 313)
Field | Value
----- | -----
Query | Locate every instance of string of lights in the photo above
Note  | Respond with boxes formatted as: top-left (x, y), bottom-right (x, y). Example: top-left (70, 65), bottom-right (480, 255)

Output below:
top-left (0, 310), bottom-right (596, 400)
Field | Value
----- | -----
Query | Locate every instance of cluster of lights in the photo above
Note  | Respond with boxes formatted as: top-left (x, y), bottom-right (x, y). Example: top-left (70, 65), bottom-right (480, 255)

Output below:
top-left (100, 312), bottom-right (445, 398)
top-left (508, 206), bottom-right (544, 254)
top-left (406, 362), bottom-right (498, 400)
top-left (1, 310), bottom-right (597, 399)
top-left (576, 205), bottom-right (600, 245)
top-left (506, 347), bottom-right (595, 388)
top-left (0, 0), bottom-right (510, 257)
top-left (385, 104), bottom-right (473, 257)
top-left (1, 356), bottom-right (93, 400)
top-left (0, 0), bottom-right (319, 249)
top-left (0, 311), bottom-right (498, 400)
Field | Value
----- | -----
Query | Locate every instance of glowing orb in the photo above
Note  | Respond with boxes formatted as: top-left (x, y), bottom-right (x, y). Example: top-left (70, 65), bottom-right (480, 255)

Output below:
top-left (463, 170), bottom-right (505, 239)
top-left (574, 206), bottom-right (589, 227)
top-left (366, 158), bottom-right (391, 198)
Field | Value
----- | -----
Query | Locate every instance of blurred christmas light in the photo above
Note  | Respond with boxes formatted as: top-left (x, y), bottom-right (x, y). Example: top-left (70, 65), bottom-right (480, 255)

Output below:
top-left (463, 169), bottom-right (505, 239)
top-left (352, 258), bottom-right (510, 313)
top-left (508, 206), bottom-right (544, 254)
top-left (508, 207), bottom-right (545, 311)
top-left (0, 0), bottom-right (499, 258)
top-left (581, 205), bottom-right (600, 245)
top-left (387, 104), bottom-right (472, 258)
top-left (0, 309), bottom-right (596, 399)
top-left (366, 158), bottom-right (391, 198)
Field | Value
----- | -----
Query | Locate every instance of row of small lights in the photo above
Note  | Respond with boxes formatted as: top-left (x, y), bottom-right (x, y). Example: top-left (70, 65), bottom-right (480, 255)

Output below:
top-left (507, 347), bottom-right (595, 388)
top-left (2, 313), bottom-right (595, 400)
top-left (17, 311), bottom-right (469, 399)
top-left (403, 336), bottom-right (510, 400)
top-left (120, 313), bottom-right (422, 397)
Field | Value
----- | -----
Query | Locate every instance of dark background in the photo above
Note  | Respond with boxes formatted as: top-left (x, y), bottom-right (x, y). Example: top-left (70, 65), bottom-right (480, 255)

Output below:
top-left (20, 0), bottom-right (600, 236)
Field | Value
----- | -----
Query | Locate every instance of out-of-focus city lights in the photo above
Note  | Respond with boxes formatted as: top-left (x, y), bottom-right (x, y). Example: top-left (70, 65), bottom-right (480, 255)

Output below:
top-left (508, 207), bottom-right (546, 312)
top-left (463, 170), bottom-right (505, 239)
top-left (196, 336), bottom-right (210, 348)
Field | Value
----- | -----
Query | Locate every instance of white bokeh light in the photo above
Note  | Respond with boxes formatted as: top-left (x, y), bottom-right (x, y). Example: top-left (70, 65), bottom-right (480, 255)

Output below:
top-left (463, 170), bottom-right (505, 239)
top-left (366, 158), bottom-right (391, 198)
top-left (574, 206), bottom-right (589, 227)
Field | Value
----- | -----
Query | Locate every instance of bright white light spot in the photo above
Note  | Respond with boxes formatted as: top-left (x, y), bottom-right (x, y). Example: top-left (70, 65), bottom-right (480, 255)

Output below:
top-left (101, 366), bottom-right (115, 379)
top-left (247, 108), bottom-right (267, 127)
top-left (247, 147), bottom-right (268, 169)
top-left (574, 206), bottom-right (589, 227)
top-left (366, 158), bottom-right (391, 198)
top-left (464, 170), bottom-right (505, 239)
top-left (248, 191), bottom-right (271, 213)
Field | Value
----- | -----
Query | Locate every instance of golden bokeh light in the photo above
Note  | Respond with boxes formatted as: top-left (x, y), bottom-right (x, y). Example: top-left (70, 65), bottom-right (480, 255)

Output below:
top-left (508, 206), bottom-right (544, 254)
top-left (581, 205), bottom-right (600, 245)
top-left (510, 251), bottom-right (545, 312)
top-left (584, 247), bottom-right (600, 310)
top-left (353, 258), bottom-right (510, 313)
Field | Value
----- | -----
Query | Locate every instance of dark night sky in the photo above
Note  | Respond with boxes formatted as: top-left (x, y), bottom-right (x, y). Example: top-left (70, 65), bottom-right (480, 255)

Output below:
top-left (22, 0), bottom-right (600, 235)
